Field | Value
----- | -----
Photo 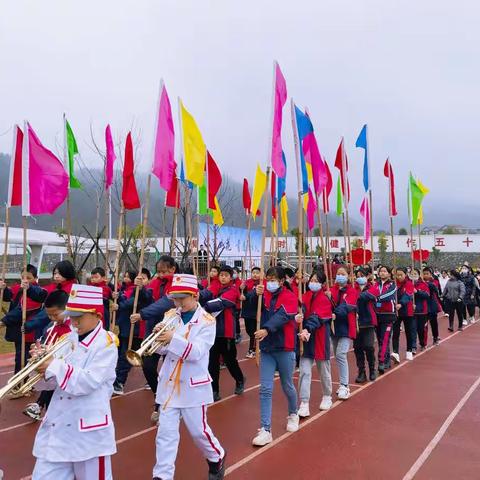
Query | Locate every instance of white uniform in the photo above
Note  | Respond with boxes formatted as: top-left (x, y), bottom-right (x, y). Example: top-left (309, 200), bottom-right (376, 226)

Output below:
top-left (32, 321), bottom-right (118, 480)
top-left (153, 306), bottom-right (224, 480)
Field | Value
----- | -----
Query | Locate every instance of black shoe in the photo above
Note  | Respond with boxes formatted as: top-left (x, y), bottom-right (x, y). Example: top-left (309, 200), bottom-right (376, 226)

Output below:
top-left (433, 338), bottom-right (440, 345)
top-left (412, 349), bottom-right (417, 356)
top-left (234, 377), bottom-right (245, 395)
top-left (420, 346), bottom-right (426, 351)
top-left (369, 370), bottom-right (377, 382)
top-left (208, 453), bottom-right (226, 480)
top-left (213, 391), bottom-right (221, 402)
top-left (378, 363), bottom-right (385, 375)
top-left (448, 327), bottom-right (454, 332)
top-left (458, 327), bottom-right (463, 331)
top-left (355, 371), bottom-right (367, 384)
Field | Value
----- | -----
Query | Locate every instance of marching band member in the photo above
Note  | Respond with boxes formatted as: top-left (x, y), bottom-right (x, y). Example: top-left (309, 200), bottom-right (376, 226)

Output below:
top-left (31, 284), bottom-right (118, 480)
top-left (152, 274), bottom-right (225, 480)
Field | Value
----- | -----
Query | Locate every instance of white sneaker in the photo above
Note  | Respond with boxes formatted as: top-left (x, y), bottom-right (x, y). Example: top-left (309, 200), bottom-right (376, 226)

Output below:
top-left (463, 320), bottom-right (468, 326)
top-left (297, 402), bottom-right (310, 418)
top-left (470, 317), bottom-right (475, 324)
top-left (252, 427), bottom-right (273, 446)
top-left (286, 413), bottom-right (300, 432)
top-left (390, 352), bottom-right (400, 364)
top-left (337, 385), bottom-right (350, 400)
top-left (319, 395), bottom-right (333, 411)
top-left (150, 410), bottom-right (160, 424)
top-left (23, 402), bottom-right (41, 421)
top-left (406, 351), bottom-right (414, 361)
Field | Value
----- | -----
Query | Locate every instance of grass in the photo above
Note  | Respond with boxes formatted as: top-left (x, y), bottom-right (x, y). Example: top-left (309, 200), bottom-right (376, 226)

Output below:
top-left (0, 326), bottom-right (14, 354)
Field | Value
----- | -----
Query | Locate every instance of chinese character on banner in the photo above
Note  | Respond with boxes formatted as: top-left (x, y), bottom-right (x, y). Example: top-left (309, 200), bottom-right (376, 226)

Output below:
top-left (277, 240), bottom-right (286, 249)
top-left (330, 239), bottom-right (339, 249)
top-left (435, 237), bottom-right (445, 247)
top-left (406, 238), bottom-right (417, 249)
top-left (463, 237), bottom-right (473, 248)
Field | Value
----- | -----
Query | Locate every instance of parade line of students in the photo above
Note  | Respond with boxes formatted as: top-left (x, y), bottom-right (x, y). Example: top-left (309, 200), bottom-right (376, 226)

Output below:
top-left (0, 256), bottom-right (477, 480)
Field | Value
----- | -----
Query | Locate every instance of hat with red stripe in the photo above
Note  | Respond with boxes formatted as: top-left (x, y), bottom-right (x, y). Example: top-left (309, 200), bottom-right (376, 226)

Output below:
top-left (63, 284), bottom-right (104, 318)
top-left (168, 274), bottom-right (199, 298)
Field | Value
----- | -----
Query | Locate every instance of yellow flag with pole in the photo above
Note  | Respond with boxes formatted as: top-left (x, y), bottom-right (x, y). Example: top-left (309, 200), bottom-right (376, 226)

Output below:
top-left (251, 164), bottom-right (267, 219)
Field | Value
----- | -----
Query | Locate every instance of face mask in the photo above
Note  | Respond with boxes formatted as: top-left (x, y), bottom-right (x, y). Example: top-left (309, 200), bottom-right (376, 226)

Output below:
top-left (411, 275), bottom-right (419, 282)
top-left (356, 277), bottom-right (368, 286)
top-left (461, 269), bottom-right (468, 276)
top-left (309, 282), bottom-right (322, 292)
top-left (336, 274), bottom-right (348, 285)
top-left (266, 281), bottom-right (280, 293)
top-left (233, 273), bottom-right (238, 280)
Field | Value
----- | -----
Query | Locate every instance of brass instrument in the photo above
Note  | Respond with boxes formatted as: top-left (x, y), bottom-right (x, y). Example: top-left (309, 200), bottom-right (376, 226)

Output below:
top-left (0, 336), bottom-right (74, 401)
top-left (126, 312), bottom-right (179, 367)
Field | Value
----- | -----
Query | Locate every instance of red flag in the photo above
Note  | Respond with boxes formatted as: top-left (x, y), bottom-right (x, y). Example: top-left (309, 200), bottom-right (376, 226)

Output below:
top-left (322, 158), bottom-right (333, 214)
top-left (383, 158), bottom-right (398, 217)
top-left (105, 124), bottom-right (116, 190)
top-left (122, 132), bottom-right (141, 210)
top-left (7, 125), bottom-right (23, 207)
top-left (271, 169), bottom-right (277, 220)
top-left (207, 151), bottom-right (222, 210)
top-left (334, 138), bottom-right (350, 203)
top-left (242, 178), bottom-right (251, 213)
top-left (165, 174), bottom-right (180, 208)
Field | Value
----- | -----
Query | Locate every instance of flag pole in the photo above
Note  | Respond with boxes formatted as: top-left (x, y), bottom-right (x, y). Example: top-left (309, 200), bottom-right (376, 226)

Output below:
top-left (104, 188), bottom-right (111, 274)
top-left (417, 224), bottom-right (423, 268)
top-left (387, 166), bottom-right (396, 270)
top-left (128, 174), bottom-right (151, 351)
top-left (1, 206), bottom-right (10, 314)
top-left (315, 204), bottom-right (331, 289)
top-left (63, 114), bottom-right (73, 261)
top-left (340, 138), bottom-right (354, 283)
top-left (409, 223), bottom-right (415, 272)
top-left (206, 214), bottom-right (211, 286)
top-left (390, 216), bottom-right (396, 271)
top-left (20, 215), bottom-right (28, 371)
top-left (369, 189), bottom-right (374, 272)
top-left (255, 167), bottom-right (271, 367)
top-left (170, 185), bottom-right (180, 257)
top-left (162, 205), bottom-right (167, 254)
top-left (185, 185), bottom-right (196, 276)
top-left (110, 203), bottom-right (124, 331)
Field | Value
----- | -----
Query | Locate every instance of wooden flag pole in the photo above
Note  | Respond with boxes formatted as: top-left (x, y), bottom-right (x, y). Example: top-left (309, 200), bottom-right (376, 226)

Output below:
top-left (185, 185), bottom-right (196, 276)
top-left (418, 224), bottom-right (423, 268)
top-left (170, 185), bottom-right (180, 257)
top-left (195, 211), bottom-right (200, 277)
top-left (315, 204), bottom-right (331, 289)
top-left (324, 210), bottom-right (333, 286)
top-left (206, 214), bottom-right (211, 286)
top-left (243, 213), bottom-right (251, 276)
top-left (409, 224), bottom-right (415, 272)
top-left (104, 188), bottom-right (111, 274)
top-left (255, 167), bottom-right (271, 367)
top-left (128, 175), bottom-right (151, 350)
top-left (162, 205), bottom-right (167, 254)
top-left (20, 215), bottom-right (28, 370)
top-left (1, 206), bottom-right (10, 314)
top-left (390, 216), bottom-right (396, 271)
top-left (369, 189), bottom-right (374, 273)
top-left (110, 203), bottom-right (124, 331)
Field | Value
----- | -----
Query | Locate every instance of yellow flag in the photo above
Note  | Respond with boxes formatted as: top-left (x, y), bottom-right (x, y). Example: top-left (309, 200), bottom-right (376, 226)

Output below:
top-left (417, 179), bottom-right (429, 225)
top-left (180, 101), bottom-right (206, 186)
top-left (272, 218), bottom-right (277, 235)
top-left (280, 195), bottom-right (289, 234)
top-left (211, 196), bottom-right (224, 226)
top-left (417, 206), bottom-right (424, 225)
top-left (251, 164), bottom-right (267, 219)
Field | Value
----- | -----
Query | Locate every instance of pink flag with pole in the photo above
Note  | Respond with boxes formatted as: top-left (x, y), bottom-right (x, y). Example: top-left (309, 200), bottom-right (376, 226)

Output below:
top-left (322, 158), bottom-right (333, 214)
top-left (7, 125), bottom-right (23, 207)
top-left (270, 62), bottom-right (287, 178)
top-left (360, 195), bottom-right (371, 243)
top-left (304, 131), bottom-right (328, 196)
top-left (152, 81), bottom-right (176, 191)
top-left (22, 122), bottom-right (69, 216)
top-left (105, 124), bottom-right (116, 190)
top-left (306, 188), bottom-right (317, 231)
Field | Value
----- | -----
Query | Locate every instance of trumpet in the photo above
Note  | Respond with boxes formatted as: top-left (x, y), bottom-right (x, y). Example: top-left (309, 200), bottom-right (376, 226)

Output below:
top-left (0, 335), bottom-right (74, 401)
top-left (126, 312), bottom-right (179, 367)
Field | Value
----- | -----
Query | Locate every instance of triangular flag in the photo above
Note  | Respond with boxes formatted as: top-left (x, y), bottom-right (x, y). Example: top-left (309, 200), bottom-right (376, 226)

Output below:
top-left (251, 164), bottom-right (267, 219)
top-left (335, 174), bottom-right (344, 217)
top-left (210, 197), bottom-right (224, 226)
top-left (7, 125), bottom-right (23, 208)
top-left (122, 132), bottom-right (141, 210)
top-left (294, 104), bottom-right (314, 193)
top-left (280, 194), bottom-right (289, 234)
top-left (65, 118), bottom-right (82, 189)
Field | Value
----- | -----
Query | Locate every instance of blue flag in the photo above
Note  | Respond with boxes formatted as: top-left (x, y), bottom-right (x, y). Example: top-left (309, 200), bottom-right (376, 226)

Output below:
top-left (294, 105), bottom-right (313, 194)
top-left (179, 159), bottom-right (194, 189)
top-left (277, 151), bottom-right (287, 203)
top-left (355, 124), bottom-right (369, 192)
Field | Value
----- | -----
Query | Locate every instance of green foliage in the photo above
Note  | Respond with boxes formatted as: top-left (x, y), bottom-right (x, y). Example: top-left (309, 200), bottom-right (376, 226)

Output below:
top-left (335, 228), bottom-right (344, 236)
top-left (398, 228), bottom-right (408, 235)
top-left (378, 233), bottom-right (389, 265)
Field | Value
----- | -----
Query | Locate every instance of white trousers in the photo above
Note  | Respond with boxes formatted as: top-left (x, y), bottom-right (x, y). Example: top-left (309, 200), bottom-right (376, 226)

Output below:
top-left (32, 456), bottom-right (112, 480)
top-left (153, 405), bottom-right (224, 480)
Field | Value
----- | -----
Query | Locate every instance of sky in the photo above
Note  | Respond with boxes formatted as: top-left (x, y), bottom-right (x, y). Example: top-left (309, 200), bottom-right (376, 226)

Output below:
top-left (1, 0), bottom-right (478, 229)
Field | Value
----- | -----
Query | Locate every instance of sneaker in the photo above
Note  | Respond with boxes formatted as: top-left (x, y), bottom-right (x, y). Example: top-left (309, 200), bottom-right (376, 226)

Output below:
top-left (319, 395), bottom-right (333, 411)
top-left (234, 378), bottom-right (245, 395)
top-left (448, 327), bottom-right (454, 332)
top-left (420, 346), bottom-right (426, 352)
top-left (433, 338), bottom-right (440, 346)
top-left (355, 370), bottom-right (367, 384)
top-left (235, 333), bottom-right (242, 344)
top-left (23, 402), bottom-right (41, 421)
top-left (245, 350), bottom-right (255, 359)
top-left (406, 351), bottom-right (414, 361)
top-left (459, 327), bottom-right (464, 331)
top-left (113, 381), bottom-right (124, 395)
top-left (298, 402), bottom-right (310, 418)
top-left (390, 352), bottom-right (400, 364)
top-left (207, 453), bottom-right (226, 480)
top-left (220, 362), bottom-right (226, 370)
top-left (462, 319), bottom-right (468, 326)
top-left (412, 348), bottom-right (417, 356)
top-left (213, 391), bottom-right (222, 402)
top-left (252, 427), bottom-right (273, 446)
top-left (337, 385), bottom-right (350, 400)
top-left (378, 363), bottom-right (385, 375)
top-left (150, 410), bottom-right (160, 424)
top-left (470, 317), bottom-right (475, 324)
top-left (286, 413), bottom-right (300, 432)
top-left (369, 370), bottom-right (377, 382)
top-left (143, 383), bottom-right (151, 390)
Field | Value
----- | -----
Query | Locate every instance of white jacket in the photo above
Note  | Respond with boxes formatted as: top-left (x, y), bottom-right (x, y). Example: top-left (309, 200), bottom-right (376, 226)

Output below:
top-left (156, 305), bottom-right (215, 409)
top-left (33, 321), bottom-right (118, 462)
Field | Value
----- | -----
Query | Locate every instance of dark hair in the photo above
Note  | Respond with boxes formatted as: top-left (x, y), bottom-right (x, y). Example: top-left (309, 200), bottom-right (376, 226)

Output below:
top-left (23, 264), bottom-right (38, 278)
top-left (91, 267), bottom-right (106, 277)
top-left (449, 269), bottom-right (461, 280)
top-left (422, 266), bottom-right (434, 274)
top-left (309, 269), bottom-right (326, 284)
top-left (219, 265), bottom-right (234, 277)
top-left (44, 290), bottom-right (69, 310)
top-left (413, 268), bottom-right (421, 276)
top-left (266, 266), bottom-right (286, 280)
top-left (251, 267), bottom-right (261, 273)
top-left (355, 267), bottom-right (368, 277)
top-left (396, 267), bottom-right (408, 275)
top-left (284, 267), bottom-right (294, 278)
top-left (156, 255), bottom-right (179, 272)
top-left (210, 265), bottom-right (220, 272)
top-left (124, 269), bottom-right (138, 282)
top-left (378, 265), bottom-right (392, 275)
top-left (441, 270), bottom-right (448, 275)
top-left (53, 260), bottom-right (76, 281)
top-left (141, 267), bottom-right (152, 280)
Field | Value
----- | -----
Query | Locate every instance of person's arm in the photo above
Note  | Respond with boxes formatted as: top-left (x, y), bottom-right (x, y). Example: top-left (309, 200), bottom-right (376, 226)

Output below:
top-left (263, 306), bottom-right (292, 333)
top-left (303, 313), bottom-right (321, 332)
top-left (26, 284), bottom-right (48, 303)
top-left (459, 282), bottom-right (466, 301)
top-left (377, 283), bottom-right (397, 303)
top-left (140, 296), bottom-right (175, 330)
top-left (24, 310), bottom-right (49, 333)
top-left (204, 289), bottom-right (237, 314)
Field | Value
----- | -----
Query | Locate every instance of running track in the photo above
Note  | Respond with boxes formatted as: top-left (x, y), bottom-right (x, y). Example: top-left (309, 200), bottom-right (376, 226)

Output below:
top-left (1, 316), bottom-right (479, 479)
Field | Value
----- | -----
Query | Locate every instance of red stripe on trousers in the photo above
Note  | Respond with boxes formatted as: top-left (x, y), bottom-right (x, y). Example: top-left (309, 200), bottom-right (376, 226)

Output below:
top-left (202, 404), bottom-right (221, 459)
top-left (98, 456), bottom-right (105, 480)
top-left (380, 325), bottom-right (392, 362)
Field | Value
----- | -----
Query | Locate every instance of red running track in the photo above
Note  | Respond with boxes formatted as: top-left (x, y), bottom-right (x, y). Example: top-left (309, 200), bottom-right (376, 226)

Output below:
top-left (1, 317), bottom-right (480, 479)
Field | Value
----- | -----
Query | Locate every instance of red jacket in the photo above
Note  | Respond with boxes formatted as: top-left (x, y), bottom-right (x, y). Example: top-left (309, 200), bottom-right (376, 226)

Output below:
top-left (148, 275), bottom-right (173, 302)
top-left (397, 280), bottom-right (415, 317)
top-left (44, 279), bottom-right (77, 295)
top-left (330, 285), bottom-right (358, 339)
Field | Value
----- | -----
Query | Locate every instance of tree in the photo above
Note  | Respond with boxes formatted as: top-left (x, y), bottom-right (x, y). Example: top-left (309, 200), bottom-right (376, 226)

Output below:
top-left (398, 228), bottom-right (408, 235)
top-left (431, 246), bottom-right (441, 263)
top-left (335, 228), bottom-right (344, 236)
top-left (378, 233), bottom-right (389, 265)
top-left (290, 228), bottom-right (309, 257)
top-left (442, 226), bottom-right (459, 234)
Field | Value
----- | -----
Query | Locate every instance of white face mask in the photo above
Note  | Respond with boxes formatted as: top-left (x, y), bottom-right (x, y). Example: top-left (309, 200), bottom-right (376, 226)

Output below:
top-left (232, 273), bottom-right (238, 280)
top-left (309, 282), bottom-right (322, 292)
top-left (266, 281), bottom-right (280, 293)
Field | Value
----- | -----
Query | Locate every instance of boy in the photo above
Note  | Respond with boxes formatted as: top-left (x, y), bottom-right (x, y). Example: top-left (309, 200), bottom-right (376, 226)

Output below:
top-left (89, 267), bottom-right (113, 330)
top-left (31, 284), bottom-right (118, 480)
top-left (152, 274), bottom-right (225, 480)
top-left (240, 267), bottom-right (262, 358)
top-left (23, 290), bottom-right (72, 421)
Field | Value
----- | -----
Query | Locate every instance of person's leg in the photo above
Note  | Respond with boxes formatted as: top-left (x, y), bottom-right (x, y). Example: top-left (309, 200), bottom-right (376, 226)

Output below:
top-left (457, 302), bottom-right (465, 329)
top-left (276, 351), bottom-right (298, 415)
top-left (376, 321), bottom-right (387, 366)
top-left (392, 318), bottom-right (401, 354)
top-left (404, 317), bottom-right (414, 352)
top-left (152, 407), bottom-right (181, 480)
top-left (353, 334), bottom-right (365, 372)
top-left (73, 456), bottom-right (112, 480)
top-left (222, 338), bottom-right (244, 385)
top-left (416, 315), bottom-right (427, 348)
top-left (447, 301), bottom-right (454, 330)
top-left (32, 459), bottom-right (73, 480)
top-left (115, 336), bottom-right (130, 385)
top-left (298, 356), bottom-right (314, 403)
top-left (208, 339), bottom-right (221, 395)
top-left (335, 337), bottom-right (350, 386)
top-left (468, 304), bottom-right (476, 320)
top-left (142, 352), bottom-right (160, 393)
top-left (245, 317), bottom-right (256, 352)
top-left (364, 328), bottom-right (376, 378)
top-left (317, 359), bottom-right (333, 397)
top-left (259, 351), bottom-right (276, 431)
top-left (14, 340), bottom-right (22, 374)
top-left (429, 313), bottom-right (439, 342)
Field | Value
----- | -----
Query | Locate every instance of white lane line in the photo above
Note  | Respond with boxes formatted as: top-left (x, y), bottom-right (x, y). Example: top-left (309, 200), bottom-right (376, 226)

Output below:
top-left (402, 374), bottom-right (480, 480)
top-left (0, 420), bottom-right (34, 434)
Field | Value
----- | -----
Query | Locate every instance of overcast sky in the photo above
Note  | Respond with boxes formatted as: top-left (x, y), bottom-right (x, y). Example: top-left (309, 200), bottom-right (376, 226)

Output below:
top-left (1, 0), bottom-right (478, 228)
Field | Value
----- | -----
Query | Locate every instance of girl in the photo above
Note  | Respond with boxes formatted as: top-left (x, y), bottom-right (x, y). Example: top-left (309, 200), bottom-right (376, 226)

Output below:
top-left (328, 266), bottom-right (358, 399)
top-left (43, 260), bottom-right (77, 295)
top-left (460, 265), bottom-right (478, 325)
top-left (411, 268), bottom-right (430, 351)
top-left (251, 267), bottom-right (299, 446)
top-left (393, 268), bottom-right (415, 361)
top-left (443, 270), bottom-right (465, 332)
top-left (297, 270), bottom-right (333, 417)
top-left (423, 267), bottom-right (443, 345)
top-left (240, 267), bottom-right (262, 358)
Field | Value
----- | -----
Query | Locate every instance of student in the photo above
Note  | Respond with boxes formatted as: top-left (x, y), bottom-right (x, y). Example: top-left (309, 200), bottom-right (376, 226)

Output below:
top-left (30, 284), bottom-right (118, 480)
top-left (151, 274), bottom-right (225, 480)
top-left (353, 268), bottom-right (379, 383)
top-left (240, 267), bottom-right (262, 358)
top-left (328, 266), bottom-right (358, 398)
top-left (201, 266), bottom-right (245, 402)
top-left (41, 260), bottom-right (77, 295)
top-left (201, 265), bottom-right (221, 290)
top-left (460, 265), bottom-right (478, 325)
top-left (89, 266), bottom-right (113, 330)
top-left (113, 268), bottom-right (153, 395)
top-left (374, 266), bottom-right (397, 374)
top-left (250, 267), bottom-right (298, 446)
top-left (23, 290), bottom-right (72, 421)
top-left (411, 268), bottom-right (431, 350)
top-left (232, 267), bottom-right (243, 344)
top-left (297, 270), bottom-right (333, 417)
top-left (423, 267), bottom-right (443, 345)
top-left (443, 270), bottom-right (465, 332)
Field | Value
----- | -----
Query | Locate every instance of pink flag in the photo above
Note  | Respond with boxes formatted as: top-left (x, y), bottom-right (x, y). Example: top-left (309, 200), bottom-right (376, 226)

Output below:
top-left (303, 131), bottom-right (328, 196)
top-left (383, 158), bottom-right (397, 217)
top-left (360, 195), bottom-right (371, 243)
top-left (22, 123), bottom-right (69, 216)
top-left (322, 158), bottom-right (333, 214)
top-left (307, 188), bottom-right (317, 231)
top-left (152, 82), bottom-right (176, 191)
top-left (7, 125), bottom-right (23, 207)
top-left (270, 62), bottom-right (287, 178)
top-left (105, 124), bottom-right (116, 190)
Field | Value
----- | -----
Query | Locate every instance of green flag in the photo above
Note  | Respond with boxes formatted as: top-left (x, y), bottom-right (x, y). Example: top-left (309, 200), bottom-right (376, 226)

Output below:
top-left (197, 177), bottom-right (208, 215)
top-left (335, 175), bottom-right (343, 216)
top-left (408, 173), bottom-right (425, 227)
top-left (65, 119), bottom-right (82, 189)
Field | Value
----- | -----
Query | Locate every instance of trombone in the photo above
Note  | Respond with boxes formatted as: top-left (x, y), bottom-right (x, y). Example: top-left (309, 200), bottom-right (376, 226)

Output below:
top-left (0, 335), bottom-right (74, 401)
top-left (126, 312), bottom-right (179, 367)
